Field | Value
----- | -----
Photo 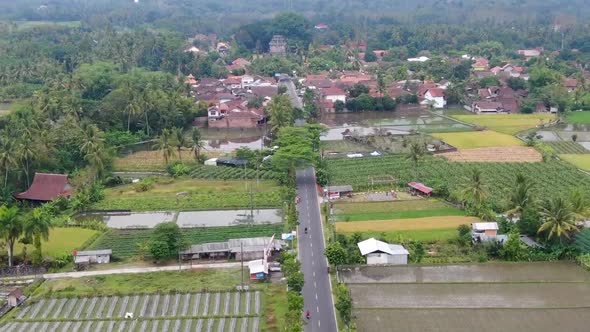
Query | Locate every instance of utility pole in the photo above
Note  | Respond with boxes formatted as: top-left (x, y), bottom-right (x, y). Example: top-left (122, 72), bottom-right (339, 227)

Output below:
top-left (240, 242), bottom-right (244, 289)
top-left (178, 234), bottom-right (182, 271)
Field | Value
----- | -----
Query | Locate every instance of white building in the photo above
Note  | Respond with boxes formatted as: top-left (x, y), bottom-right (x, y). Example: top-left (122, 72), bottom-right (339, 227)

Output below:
top-left (422, 88), bottom-right (446, 108)
top-left (357, 238), bottom-right (409, 265)
top-left (407, 56), bottom-right (430, 62)
top-left (321, 87), bottom-right (347, 103)
top-left (74, 249), bottom-right (112, 264)
top-left (471, 222), bottom-right (507, 243)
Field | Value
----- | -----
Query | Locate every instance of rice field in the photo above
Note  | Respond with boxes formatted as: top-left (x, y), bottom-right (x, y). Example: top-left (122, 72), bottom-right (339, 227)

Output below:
top-left (2, 291), bottom-right (262, 332)
top-left (340, 262), bottom-right (590, 332)
top-left (545, 141), bottom-right (589, 154)
top-left (439, 146), bottom-right (542, 162)
top-left (431, 131), bottom-right (524, 149)
top-left (335, 216), bottom-right (479, 233)
top-left (452, 113), bottom-right (556, 134)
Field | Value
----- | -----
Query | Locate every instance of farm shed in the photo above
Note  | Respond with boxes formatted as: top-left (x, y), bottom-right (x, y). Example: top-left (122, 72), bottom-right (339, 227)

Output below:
top-left (73, 249), bottom-right (112, 264)
top-left (216, 157), bottom-right (248, 167)
top-left (204, 158), bottom-right (218, 166)
top-left (228, 237), bottom-right (283, 261)
top-left (181, 237), bottom-right (284, 262)
top-left (472, 222), bottom-right (507, 243)
top-left (407, 182), bottom-right (433, 196)
top-left (357, 238), bottom-right (409, 265)
top-left (248, 259), bottom-right (269, 280)
top-left (14, 173), bottom-right (72, 203)
top-left (180, 241), bottom-right (230, 260)
top-left (7, 288), bottom-right (25, 307)
top-left (325, 185), bottom-right (353, 199)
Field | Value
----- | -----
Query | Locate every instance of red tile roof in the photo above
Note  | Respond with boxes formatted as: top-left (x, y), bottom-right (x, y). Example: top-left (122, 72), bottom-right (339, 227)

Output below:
top-left (321, 87), bottom-right (346, 96)
top-left (565, 78), bottom-right (578, 88)
top-left (426, 88), bottom-right (444, 98)
top-left (14, 173), bottom-right (71, 202)
top-left (408, 182), bottom-right (433, 195)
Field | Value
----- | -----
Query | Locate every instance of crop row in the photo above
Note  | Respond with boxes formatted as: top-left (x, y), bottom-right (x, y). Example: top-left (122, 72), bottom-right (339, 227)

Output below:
top-left (545, 142), bottom-right (589, 154)
top-left (87, 223), bottom-right (284, 258)
top-left (327, 155), bottom-right (590, 206)
top-left (17, 292), bottom-right (261, 321)
top-left (190, 166), bottom-right (280, 181)
top-left (0, 318), bottom-right (261, 332)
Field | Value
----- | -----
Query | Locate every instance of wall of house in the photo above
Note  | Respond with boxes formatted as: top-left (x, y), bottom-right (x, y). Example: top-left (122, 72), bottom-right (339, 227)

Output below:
top-left (484, 229), bottom-right (498, 236)
top-left (326, 95), bottom-right (346, 103)
top-left (387, 253), bottom-right (408, 265)
top-left (208, 117), bottom-right (259, 129)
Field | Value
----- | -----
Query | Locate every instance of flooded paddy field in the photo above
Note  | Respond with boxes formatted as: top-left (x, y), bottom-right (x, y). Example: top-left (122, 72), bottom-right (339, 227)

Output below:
top-left (341, 262), bottom-right (590, 331)
top-left (79, 209), bottom-right (282, 229)
top-left (354, 308), bottom-right (590, 332)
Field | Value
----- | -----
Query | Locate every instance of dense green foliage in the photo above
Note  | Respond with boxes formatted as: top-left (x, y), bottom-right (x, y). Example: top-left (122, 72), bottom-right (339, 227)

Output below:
top-left (326, 155), bottom-right (590, 211)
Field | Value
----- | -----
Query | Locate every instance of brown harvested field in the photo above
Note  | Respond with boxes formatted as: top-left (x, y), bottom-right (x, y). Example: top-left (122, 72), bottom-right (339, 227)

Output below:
top-left (355, 308), bottom-right (590, 332)
top-left (335, 216), bottom-right (478, 232)
top-left (439, 146), bottom-right (542, 162)
top-left (342, 262), bottom-right (590, 332)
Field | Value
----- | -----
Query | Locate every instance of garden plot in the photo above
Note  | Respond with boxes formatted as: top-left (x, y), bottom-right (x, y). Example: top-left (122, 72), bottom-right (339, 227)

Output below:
top-left (439, 146), bottom-right (542, 162)
top-left (341, 262), bottom-right (590, 332)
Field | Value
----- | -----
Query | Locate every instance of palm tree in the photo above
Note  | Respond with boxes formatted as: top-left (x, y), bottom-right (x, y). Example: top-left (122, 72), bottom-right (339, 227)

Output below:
top-left (154, 129), bottom-right (175, 165)
top-left (0, 137), bottom-right (16, 189)
top-left (0, 205), bottom-right (22, 267)
top-left (18, 136), bottom-right (37, 187)
top-left (569, 187), bottom-right (589, 222)
top-left (190, 127), bottom-right (205, 162)
top-left (538, 196), bottom-right (578, 241)
top-left (506, 173), bottom-right (535, 217)
top-left (24, 208), bottom-right (52, 259)
top-left (172, 127), bottom-right (187, 161)
top-left (80, 124), bottom-right (104, 156)
top-left (458, 168), bottom-right (488, 207)
top-left (406, 139), bottom-right (425, 179)
top-left (125, 91), bottom-right (141, 132)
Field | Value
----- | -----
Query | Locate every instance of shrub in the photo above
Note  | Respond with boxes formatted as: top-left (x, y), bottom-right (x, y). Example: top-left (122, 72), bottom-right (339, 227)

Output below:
top-left (133, 178), bottom-right (155, 192)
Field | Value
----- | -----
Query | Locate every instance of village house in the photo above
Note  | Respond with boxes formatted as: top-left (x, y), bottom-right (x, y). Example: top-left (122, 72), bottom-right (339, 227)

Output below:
top-left (518, 48), bottom-right (543, 60)
top-left (207, 99), bottom-right (265, 129)
top-left (471, 101), bottom-right (504, 114)
top-left (314, 23), bottom-right (329, 30)
top-left (222, 76), bottom-right (242, 90)
top-left (407, 182), bottom-right (433, 196)
top-left (184, 74), bottom-right (198, 89)
top-left (472, 57), bottom-right (490, 71)
top-left (14, 173), bottom-right (72, 203)
top-left (564, 78), bottom-right (578, 92)
top-left (184, 46), bottom-right (201, 54)
top-left (407, 56), bottom-right (430, 62)
top-left (320, 86), bottom-right (347, 104)
top-left (357, 238), bottom-right (409, 265)
top-left (422, 88), bottom-right (446, 108)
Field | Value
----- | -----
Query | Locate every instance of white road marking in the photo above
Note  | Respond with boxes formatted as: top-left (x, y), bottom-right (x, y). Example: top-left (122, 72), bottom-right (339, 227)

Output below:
top-left (313, 272), bottom-right (315, 277)
top-left (318, 320), bottom-right (321, 327)
top-left (315, 293), bottom-right (318, 300)
top-left (314, 281), bottom-right (317, 288)
top-left (316, 306), bottom-right (319, 313)
top-left (312, 261), bottom-right (314, 266)
top-left (310, 243), bottom-right (313, 247)
top-left (311, 251), bottom-right (313, 257)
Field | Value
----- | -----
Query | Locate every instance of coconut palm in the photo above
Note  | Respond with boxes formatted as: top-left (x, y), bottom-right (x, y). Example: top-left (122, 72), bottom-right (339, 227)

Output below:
top-left (406, 139), bottom-right (425, 179)
top-left (154, 129), bottom-right (175, 165)
top-left (172, 127), bottom-right (187, 161)
top-left (458, 168), bottom-right (488, 207)
top-left (190, 127), bottom-right (205, 162)
top-left (0, 205), bottom-right (23, 267)
top-left (538, 196), bottom-right (578, 240)
top-left (24, 208), bottom-right (52, 259)
top-left (0, 137), bottom-right (16, 189)
top-left (18, 136), bottom-right (36, 187)
top-left (505, 173), bottom-right (535, 217)
top-left (569, 187), bottom-right (590, 222)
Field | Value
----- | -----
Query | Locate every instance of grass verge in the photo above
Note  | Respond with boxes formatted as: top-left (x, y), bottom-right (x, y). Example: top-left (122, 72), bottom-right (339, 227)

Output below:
top-left (14, 227), bottom-right (99, 258)
top-left (350, 229), bottom-right (459, 243)
top-left (261, 283), bottom-right (288, 332)
top-left (336, 216), bottom-right (478, 232)
top-left (565, 111), bottom-right (590, 124)
top-left (32, 268), bottom-right (251, 297)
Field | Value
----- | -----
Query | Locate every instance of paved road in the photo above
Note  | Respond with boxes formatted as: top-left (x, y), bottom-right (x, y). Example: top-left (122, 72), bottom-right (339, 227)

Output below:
top-left (281, 78), bottom-right (303, 109)
top-left (296, 167), bottom-right (338, 332)
top-left (4, 262), bottom-right (242, 280)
